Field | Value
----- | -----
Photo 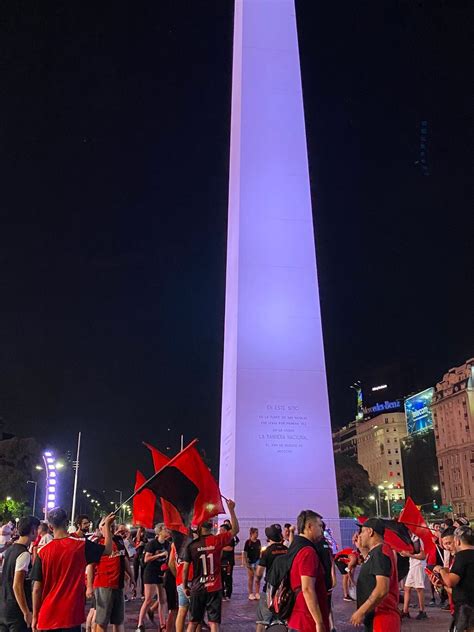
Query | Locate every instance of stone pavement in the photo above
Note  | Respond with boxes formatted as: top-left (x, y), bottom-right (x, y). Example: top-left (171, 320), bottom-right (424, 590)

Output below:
top-left (122, 566), bottom-right (452, 631)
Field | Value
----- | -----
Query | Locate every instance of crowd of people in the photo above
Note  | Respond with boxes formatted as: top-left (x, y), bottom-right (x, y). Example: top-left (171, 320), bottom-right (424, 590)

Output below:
top-left (0, 504), bottom-right (473, 632)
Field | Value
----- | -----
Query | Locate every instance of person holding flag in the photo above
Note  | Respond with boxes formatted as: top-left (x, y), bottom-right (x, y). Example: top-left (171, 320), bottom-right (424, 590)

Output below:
top-left (182, 498), bottom-right (239, 632)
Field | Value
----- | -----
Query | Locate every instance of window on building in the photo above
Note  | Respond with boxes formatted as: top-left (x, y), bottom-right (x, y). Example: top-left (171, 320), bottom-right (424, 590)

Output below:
top-left (389, 460), bottom-right (392, 465)
top-left (396, 460), bottom-right (400, 465)
top-left (387, 439), bottom-right (390, 443)
top-left (385, 418), bottom-right (388, 423)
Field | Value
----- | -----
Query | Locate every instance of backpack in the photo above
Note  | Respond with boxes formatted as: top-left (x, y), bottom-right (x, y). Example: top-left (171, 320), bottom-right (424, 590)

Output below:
top-left (266, 536), bottom-right (313, 622)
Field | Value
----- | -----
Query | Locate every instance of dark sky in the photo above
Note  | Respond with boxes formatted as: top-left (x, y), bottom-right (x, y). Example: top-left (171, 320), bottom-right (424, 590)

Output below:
top-left (1, 1), bottom-right (472, 495)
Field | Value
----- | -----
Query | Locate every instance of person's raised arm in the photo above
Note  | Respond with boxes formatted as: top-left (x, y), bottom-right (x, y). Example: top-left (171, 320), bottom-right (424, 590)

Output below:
top-left (102, 513), bottom-right (115, 556)
top-left (226, 498), bottom-right (239, 537)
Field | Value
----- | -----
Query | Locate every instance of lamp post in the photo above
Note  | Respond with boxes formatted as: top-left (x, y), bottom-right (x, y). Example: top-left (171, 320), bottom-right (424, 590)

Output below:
top-left (369, 494), bottom-right (379, 517)
top-left (115, 490), bottom-right (123, 522)
top-left (70, 432), bottom-right (82, 525)
top-left (27, 481), bottom-right (37, 517)
top-left (43, 451), bottom-right (58, 520)
top-left (377, 485), bottom-right (385, 517)
top-left (386, 484), bottom-right (394, 519)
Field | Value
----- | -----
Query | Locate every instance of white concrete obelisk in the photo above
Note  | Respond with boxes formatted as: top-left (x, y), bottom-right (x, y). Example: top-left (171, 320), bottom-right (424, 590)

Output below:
top-left (220, 0), bottom-right (340, 530)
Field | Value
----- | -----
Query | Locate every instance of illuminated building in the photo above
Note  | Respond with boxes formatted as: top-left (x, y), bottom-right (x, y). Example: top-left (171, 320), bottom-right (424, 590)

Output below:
top-left (400, 388), bottom-right (440, 505)
top-left (356, 412), bottom-right (407, 500)
top-left (432, 358), bottom-right (474, 518)
top-left (332, 421), bottom-right (358, 460)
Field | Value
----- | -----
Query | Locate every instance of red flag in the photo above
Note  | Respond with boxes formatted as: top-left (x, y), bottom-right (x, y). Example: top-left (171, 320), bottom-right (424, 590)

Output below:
top-left (144, 442), bottom-right (188, 535)
top-left (399, 497), bottom-right (436, 559)
top-left (170, 443), bottom-right (224, 525)
top-left (132, 470), bottom-right (156, 528)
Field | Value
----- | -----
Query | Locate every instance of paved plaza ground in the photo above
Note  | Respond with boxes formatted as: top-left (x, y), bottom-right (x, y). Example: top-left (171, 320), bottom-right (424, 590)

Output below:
top-left (122, 566), bottom-right (452, 632)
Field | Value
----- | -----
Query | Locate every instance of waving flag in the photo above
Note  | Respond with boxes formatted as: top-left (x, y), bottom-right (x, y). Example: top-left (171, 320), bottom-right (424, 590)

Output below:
top-left (399, 496), bottom-right (436, 559)
top-left (144, 442), bottom-right (188, 535)
top-left (136, 439), bottom-right (224, 529)
top-left (132, 470), bottom-right (157, 528)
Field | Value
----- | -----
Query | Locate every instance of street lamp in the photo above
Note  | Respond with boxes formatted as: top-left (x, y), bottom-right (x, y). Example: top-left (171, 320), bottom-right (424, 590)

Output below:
top-left (6, 496), bottom-right (12, 501)
top-left (27, 481), bottom-right (37, 516)
top-left (369, 494), bottom-right (379, 517)
top-left (115, 489), bottom-right (123, 522)
top-left (432, 485), bottom-right (439, 492)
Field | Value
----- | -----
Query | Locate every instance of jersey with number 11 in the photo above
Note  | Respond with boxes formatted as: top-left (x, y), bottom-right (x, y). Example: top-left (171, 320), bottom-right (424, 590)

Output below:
top-left (184, 532), bottom-right (233, 593)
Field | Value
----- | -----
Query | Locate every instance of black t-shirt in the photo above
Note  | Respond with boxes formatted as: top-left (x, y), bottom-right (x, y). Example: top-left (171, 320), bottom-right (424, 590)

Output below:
top-left (451, 549), bottom-right (474, 607)
top-left (257, 543), bottom-right (288, 591)
top-left (143, 539), bottom-right (170, 579)
top-left (314, 537), bottom-right (334, 592)
top-left (221, 536), bottom-right (239, 565)
top-left (244, 539), bottom-right (261, 564)
top-left (356, 542), bottom-right (399, 626)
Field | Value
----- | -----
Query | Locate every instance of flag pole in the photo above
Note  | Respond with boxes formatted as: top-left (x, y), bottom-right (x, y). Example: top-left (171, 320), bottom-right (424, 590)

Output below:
top-left (114, 438), bottom-right (199, 516)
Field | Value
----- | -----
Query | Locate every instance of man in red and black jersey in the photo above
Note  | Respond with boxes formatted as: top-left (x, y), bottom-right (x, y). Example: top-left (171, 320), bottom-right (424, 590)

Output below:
top-left (87, 516), bottom-right (134, 632)
top-left (31, 508), bottom-right (115, 632)
top-left (182, 499), bottom-right (239, 631)
top-left (351, 518), bottom-right (400, 632)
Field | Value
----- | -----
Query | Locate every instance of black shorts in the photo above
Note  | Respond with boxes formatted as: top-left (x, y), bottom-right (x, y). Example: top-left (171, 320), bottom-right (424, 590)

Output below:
top-left (143, 571), bottom-right (163, 585)
top-left (189, 590), bottom-right (222, 624)
top-left (335, 559), bottom-right (348, 575)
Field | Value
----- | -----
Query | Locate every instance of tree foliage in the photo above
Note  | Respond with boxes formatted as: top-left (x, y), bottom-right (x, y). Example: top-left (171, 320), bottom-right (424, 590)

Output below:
top-left (334, 454), bottom-right (376, 517)
top-left (0, 437), bottom-right (43, 511)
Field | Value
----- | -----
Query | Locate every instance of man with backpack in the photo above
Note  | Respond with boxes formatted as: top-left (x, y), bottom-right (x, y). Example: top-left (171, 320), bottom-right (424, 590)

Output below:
top-left (255, 524), bottom-right (288, 631)
top-left (266, 509), bottom-right (329, 632)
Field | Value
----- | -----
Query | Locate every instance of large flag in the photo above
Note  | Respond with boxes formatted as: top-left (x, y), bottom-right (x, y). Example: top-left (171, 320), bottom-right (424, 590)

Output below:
top-left (137, 439), bottom-right (224, 528)
top-left (143, 442), bottom-right (187, 535)
top-left (132, 470), bottom-right (157, 528)
top-left (399, 496), bottom-right (437, 559)
top-left (358, 516), bottom-right (415, 553)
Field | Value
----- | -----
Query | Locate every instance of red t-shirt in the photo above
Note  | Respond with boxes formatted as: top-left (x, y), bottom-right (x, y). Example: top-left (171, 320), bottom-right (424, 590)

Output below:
top-left (93, 536), bottom-right (127, 590)
top-left (288, 546), bottom-right (330, 632)
top-left (31, 536), bottom-right (104, 629)
top-left (171, 543), bottom-right (193, 586)
top-left (183, 532), bottom-right (233, 593)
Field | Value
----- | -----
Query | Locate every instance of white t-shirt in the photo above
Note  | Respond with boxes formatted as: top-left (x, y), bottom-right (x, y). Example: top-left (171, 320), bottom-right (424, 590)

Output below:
top-left (409, 536), bottom-right (425, 568)
top-left (15, 550), bottom-right (31, 573)
top-left (38, 533), bottom-right (53, 549)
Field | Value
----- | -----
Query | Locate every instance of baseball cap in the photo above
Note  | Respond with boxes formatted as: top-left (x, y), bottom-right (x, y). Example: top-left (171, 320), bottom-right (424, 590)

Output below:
top-left (265, 524), bottom-right (283, 542)
top-left (356, 518), bottom-right (385, 537)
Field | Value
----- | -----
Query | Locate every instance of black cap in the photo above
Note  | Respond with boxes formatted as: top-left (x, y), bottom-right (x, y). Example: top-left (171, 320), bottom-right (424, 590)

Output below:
top-left (265, 524), bottom-right (283, 542)
top-left (356, 518), bottom-right (385, 537)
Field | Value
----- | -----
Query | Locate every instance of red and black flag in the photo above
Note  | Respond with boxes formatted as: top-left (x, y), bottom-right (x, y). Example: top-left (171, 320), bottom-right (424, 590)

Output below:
top-left (143, 442), bottom-right (188, 535)
top-left (399, 496), bottom-right (437, 562)
top-left (135, 439), bottom-right (224, 530)
top-left (132, 470), bottom-right (158, 528)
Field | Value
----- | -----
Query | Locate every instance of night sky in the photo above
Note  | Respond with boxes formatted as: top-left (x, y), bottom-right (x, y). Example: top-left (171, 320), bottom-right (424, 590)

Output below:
top-left (1, 2), bottom-right (472, 494)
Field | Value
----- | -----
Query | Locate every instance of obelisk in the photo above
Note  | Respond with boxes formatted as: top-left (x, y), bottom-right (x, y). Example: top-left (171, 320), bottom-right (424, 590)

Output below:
top-left (220, 0), bottom-right (340, 531)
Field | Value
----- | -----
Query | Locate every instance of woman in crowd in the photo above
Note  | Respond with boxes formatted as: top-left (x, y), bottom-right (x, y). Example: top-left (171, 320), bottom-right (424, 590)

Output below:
top-left (243, 527), bottom-right (261, 600)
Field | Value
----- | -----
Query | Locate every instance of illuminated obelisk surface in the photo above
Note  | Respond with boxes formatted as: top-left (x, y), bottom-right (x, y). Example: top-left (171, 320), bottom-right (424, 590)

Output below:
top-left (219, 0), bottom-right (340, 529)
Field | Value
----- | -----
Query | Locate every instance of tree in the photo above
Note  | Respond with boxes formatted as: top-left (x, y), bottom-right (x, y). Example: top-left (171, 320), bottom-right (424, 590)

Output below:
top-left (334, 454), bottom-right (376, 517)
top-left (0, 436), bottom-right (43, 511)
top-left (0, 498), bottom-right (28, 522)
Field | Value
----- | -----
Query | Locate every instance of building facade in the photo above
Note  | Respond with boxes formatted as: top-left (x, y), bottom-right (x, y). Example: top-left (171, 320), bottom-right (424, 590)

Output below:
top-left (332, 421), bottom-right (357, 459)
top-left (356, 412), bottom-right (407, 500)
top-left (432, 358), bottom-right (474, 518)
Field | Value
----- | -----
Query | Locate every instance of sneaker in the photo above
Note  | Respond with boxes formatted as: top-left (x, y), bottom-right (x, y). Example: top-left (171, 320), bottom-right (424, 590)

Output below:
top-left (441, 604), bottom-right (451, 611)
top-left (255, 593), bottom-right (261, 600)
top-left (428, 599), bottom-right (436, 606)
top-left (249, 593), bottom-right (256, 600)
top-left (136, 626), bottom-right (145, 632)
top-left (401, 611), bottom-right (411, 619)
top-left (416, 612), bottom-right (428, 620)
